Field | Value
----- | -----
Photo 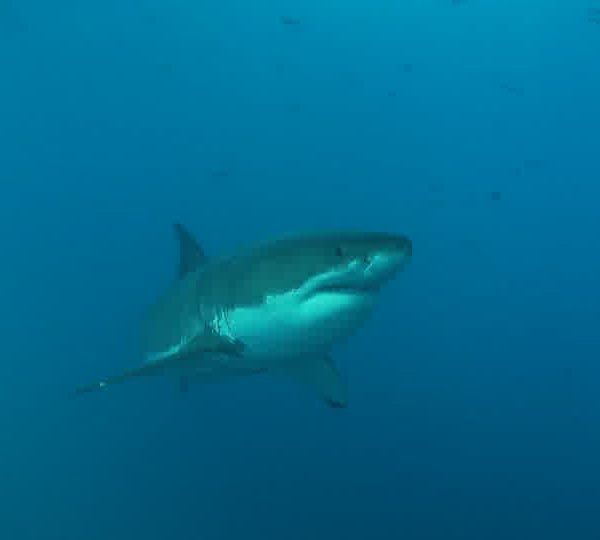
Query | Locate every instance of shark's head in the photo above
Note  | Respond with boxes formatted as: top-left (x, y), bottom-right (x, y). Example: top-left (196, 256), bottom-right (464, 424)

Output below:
top-left (224, 231), bottom-right (412, 357)
top-left (285, 231), bottom-right (412, 297)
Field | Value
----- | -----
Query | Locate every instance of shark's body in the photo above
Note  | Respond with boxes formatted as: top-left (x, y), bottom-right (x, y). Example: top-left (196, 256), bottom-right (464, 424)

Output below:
top-left (76, 225), bottom-right (412, 407)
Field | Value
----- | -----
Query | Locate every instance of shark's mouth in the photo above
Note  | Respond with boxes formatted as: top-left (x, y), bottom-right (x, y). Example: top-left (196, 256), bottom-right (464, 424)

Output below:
top-left (303, 265), bottom-right (380, 297)
top-left (315, 283), bottom-right (377, 294)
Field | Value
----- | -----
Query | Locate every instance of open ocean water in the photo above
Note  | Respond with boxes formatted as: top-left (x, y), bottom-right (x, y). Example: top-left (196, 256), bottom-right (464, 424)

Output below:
top-left (1, 1), bottom-right (600, 539)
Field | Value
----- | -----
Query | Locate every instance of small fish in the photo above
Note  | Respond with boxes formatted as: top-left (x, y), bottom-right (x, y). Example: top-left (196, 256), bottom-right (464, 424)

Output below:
top-left (498, 82), bottom-right (524, 97)
top-left (209, 169), bottom-right (231, 178)
top-left (522, 158), bottom-right (542, 169)
top-left (0, 0), bottom-right (26, 35)
top-left (280, 16), bottom-right (301, 26)
top-left (286, 103), bottom-right (304, 113)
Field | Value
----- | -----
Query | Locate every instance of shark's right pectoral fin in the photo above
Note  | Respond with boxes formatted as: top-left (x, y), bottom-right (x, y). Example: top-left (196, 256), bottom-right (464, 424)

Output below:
top-left (73, 362), bottom-right (164, 396)
top-left (74, 334), bottom-right (246, 397)
top-left (276, 355), bottom-right (348, 408)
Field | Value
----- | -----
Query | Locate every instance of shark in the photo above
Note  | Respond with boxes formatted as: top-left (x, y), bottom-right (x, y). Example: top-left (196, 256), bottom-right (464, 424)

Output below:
top-left (75, 224), bottom-right (412, 407)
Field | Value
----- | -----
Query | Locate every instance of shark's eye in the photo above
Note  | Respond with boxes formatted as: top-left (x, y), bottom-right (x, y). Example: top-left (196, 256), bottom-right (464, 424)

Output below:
top-left (335, 246), bottom-right (345, 257)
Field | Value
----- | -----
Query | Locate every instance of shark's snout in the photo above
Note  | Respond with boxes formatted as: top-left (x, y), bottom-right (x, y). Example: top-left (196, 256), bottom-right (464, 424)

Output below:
top-left (369, 234), bottom-right (412, 283)
top-left (383, 234), bottom-right (412, 259)
top-left (392, 237), bottom-right (412, 270)
top-left (400, 236), bottom-right (412, 257)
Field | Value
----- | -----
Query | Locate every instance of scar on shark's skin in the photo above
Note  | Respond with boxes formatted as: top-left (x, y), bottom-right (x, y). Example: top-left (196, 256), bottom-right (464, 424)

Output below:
top-left (75, 225), bottom-right (412, 408)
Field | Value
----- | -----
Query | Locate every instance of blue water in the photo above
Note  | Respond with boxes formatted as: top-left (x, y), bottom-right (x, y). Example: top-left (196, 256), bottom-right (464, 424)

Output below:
top-left (2, 1), bottom-right (600, 538)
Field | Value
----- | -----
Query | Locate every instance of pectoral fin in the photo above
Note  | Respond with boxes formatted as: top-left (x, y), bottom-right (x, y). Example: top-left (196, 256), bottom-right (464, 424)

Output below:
top-left (74, 335), bottom-right (245, 397)
top-left (276, 355), bottom-right (348, 408)
top-left (73, 361), bottom-right (166, 396)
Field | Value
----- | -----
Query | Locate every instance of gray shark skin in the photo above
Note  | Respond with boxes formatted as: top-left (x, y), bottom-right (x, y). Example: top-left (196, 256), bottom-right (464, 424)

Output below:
top-left (75, 225), bottom-right (412, 407)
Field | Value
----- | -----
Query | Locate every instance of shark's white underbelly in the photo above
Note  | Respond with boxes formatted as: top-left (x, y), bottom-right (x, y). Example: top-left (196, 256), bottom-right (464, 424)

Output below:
top-left (218, 290), bottom-right (376, 369)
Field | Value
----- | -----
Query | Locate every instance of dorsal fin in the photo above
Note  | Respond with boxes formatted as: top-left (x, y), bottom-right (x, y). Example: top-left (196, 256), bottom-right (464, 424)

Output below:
top-left (174, 223), bottom-right (208, 278)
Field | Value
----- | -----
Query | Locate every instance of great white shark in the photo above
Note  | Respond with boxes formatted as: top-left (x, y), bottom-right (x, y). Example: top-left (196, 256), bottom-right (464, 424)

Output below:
top-left (76, 225), bottom-right (412, 407)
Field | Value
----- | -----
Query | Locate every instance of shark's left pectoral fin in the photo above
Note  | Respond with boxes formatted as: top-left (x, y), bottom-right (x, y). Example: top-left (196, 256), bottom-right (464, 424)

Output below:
top-left (277, 355), bottom-right (348, 408)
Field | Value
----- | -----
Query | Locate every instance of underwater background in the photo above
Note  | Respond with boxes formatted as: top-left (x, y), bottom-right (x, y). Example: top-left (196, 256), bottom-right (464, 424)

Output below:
top-left (2, 1), bottom-right (600, 538)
